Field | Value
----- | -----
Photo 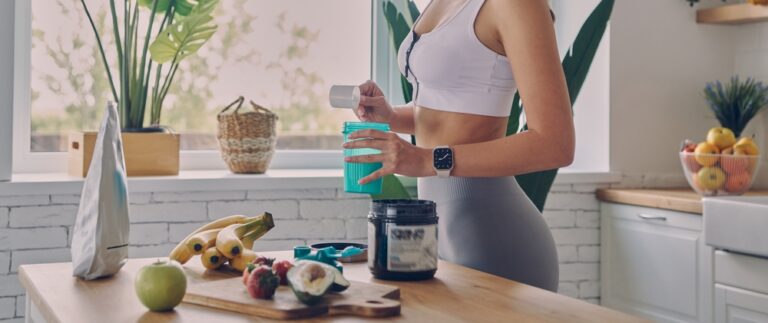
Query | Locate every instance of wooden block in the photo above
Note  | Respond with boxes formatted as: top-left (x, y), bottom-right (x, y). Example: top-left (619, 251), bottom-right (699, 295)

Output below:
top-left (68, 132), bottom-right (180, 177)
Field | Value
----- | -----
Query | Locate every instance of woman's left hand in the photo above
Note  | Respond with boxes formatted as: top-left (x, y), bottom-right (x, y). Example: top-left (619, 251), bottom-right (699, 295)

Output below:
top-left (343, 130), bottom-right (435, 184)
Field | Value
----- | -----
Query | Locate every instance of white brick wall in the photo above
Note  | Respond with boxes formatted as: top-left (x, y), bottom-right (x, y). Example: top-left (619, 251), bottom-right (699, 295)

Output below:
top-left (9, 205), bottom-right (77, 228)
top-left (0, 253), bottom-right (9, 275)
top-left (0, 297), bottom-right (14, 319)
top-left (0, 208), bottom-right (8, 228)
top-left (0, 182), bottom-right (608, 320)
top-left (208, 200), bottom-right (299, 220)
top-left (542, 183), bottom-right (602, 305)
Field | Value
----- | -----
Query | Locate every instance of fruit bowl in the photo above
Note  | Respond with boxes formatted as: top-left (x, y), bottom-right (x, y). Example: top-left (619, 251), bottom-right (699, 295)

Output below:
top-left (680, 151), bottom-right (760, 196)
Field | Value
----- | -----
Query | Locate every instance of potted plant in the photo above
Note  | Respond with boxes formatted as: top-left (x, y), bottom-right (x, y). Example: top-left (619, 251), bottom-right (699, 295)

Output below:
top-left (68, 0), bottom-right (219, 176)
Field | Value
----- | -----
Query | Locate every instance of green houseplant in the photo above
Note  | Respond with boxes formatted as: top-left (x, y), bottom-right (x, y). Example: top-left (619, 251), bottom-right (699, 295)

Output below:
top-left (379, 0), bottom-right (614, 212)
top-left (80, 0), bottom-right (219, 131)
top-left (69, 0), bottom-right (219, 177)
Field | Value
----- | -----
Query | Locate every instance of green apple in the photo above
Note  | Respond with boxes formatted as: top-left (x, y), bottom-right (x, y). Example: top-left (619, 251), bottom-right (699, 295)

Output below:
top-left (134, 260), bottom-right (187, 312)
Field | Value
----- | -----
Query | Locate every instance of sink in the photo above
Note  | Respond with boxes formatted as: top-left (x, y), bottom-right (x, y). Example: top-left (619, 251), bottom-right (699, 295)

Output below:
top-left (703, 196), bottom-right (768, 258)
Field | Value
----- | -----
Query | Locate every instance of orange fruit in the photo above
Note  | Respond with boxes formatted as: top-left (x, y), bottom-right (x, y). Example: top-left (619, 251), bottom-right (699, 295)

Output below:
top-left (725, 173), bottom-right (752, 193)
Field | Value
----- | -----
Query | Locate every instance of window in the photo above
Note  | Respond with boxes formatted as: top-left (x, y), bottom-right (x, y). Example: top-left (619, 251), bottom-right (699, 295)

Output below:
top-left (12, 0), bottom-right (375, 173)
top-left (29, 0), bottom-right (370, 152)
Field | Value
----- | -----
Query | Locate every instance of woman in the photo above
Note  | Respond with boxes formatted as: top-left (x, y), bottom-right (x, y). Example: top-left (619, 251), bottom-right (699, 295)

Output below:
top-left (344, 0), bottom-right (573, 291)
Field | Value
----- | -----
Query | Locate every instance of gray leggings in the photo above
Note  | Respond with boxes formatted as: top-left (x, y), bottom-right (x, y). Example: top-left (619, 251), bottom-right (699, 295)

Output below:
top-left (418, 176), bottom-right (559, 292)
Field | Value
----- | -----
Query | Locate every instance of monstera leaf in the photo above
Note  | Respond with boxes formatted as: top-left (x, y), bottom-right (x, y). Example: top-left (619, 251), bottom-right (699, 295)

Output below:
top-left (138, 0), bottom-right (197, 16)
top-left (511, 0), bottom-right (614, 212)
top-left (149, 0), bottom-right (218, 64)
top-left (382, 0), bottom-right (418, 103)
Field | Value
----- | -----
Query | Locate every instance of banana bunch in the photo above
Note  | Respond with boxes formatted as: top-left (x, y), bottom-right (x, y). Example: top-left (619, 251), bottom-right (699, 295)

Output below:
top-left (169, 212), bottom-right (275, 271)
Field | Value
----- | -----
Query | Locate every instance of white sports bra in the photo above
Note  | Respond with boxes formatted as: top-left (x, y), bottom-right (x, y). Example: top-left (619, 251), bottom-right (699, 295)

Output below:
top-left (397, 0), bottom-right (517, 117)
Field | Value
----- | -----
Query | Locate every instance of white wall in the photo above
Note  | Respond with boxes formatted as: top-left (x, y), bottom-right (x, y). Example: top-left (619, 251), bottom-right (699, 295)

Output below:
top-left (0, 2), bottom-right (13, 182)
top-left (552, 0), bottom-right (611, 173)
top-left (610, 0), bottom-right (737, 183)
top-left (732, 20), bottom-right (768, 187)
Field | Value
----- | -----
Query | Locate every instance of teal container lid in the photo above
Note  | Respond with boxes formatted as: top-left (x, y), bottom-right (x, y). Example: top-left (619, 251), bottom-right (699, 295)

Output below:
top-left (342, 121), bottom-right (390, 134)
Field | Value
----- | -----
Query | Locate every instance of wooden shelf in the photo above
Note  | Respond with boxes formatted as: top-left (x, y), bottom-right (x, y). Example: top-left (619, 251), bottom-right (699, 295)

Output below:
top-left (697, 3), bottom-right (768, 25)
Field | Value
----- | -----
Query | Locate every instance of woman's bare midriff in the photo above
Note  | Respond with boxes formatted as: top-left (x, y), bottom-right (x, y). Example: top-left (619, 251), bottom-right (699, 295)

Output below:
top-left (414, 105), bottom-right (509, 148)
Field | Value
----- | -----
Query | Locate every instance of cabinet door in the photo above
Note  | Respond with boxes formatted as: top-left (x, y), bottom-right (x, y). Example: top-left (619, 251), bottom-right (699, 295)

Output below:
top-left (601, 203), bottom-right (711, 323)
top-left (715, 284), bottom-right (768, 323)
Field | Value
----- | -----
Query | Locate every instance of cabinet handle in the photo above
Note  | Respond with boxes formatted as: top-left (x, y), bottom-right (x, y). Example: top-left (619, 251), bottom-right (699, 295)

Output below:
top-left (637, 213), bottom-right (667, 221)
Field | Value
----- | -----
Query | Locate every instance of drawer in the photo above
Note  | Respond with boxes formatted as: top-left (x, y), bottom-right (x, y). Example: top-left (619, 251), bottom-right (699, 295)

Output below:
top-left (602, 203), bottom-right (702, 231)
top-left (715, 284), bottom-right (768, 323)
top-left (715, 251), bottom-right (768, 295)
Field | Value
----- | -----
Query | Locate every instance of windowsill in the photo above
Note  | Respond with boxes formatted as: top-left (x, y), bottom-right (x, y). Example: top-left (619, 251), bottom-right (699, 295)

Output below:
top-left (0, 169), bottom-right (621, 196)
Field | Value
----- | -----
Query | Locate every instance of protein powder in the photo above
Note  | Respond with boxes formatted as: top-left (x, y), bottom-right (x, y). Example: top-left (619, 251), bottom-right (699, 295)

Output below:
top-left (368, 199), bottom-right (438, 281)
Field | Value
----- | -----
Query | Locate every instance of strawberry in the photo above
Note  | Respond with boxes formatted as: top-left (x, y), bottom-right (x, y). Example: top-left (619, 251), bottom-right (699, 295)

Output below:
top-left (272, 260), bottom-right (294, 285)
top-left (246, 265), bottom-right (280, 299)
top-left (242, 263), bottom-right (256, 286)
top-left (253, 256), bottom-right (275, 267)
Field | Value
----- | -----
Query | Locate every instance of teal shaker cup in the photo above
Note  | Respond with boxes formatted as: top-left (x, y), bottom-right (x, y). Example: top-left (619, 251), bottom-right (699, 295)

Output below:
top-left (343, 122), bottom-right (391, 194)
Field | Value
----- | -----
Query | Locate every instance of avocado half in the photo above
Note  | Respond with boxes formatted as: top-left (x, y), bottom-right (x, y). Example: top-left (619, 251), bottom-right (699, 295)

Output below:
top-left (288, 260), bottom-right (351, 305)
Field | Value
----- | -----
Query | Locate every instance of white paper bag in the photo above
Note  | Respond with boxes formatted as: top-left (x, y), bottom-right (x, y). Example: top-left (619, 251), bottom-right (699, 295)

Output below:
top-left (71, 102), bottom-right (130, 280)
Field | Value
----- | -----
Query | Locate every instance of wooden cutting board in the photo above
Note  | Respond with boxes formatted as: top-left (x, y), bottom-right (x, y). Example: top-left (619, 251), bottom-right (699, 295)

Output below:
top-left (183, 277), bottom-right (401, 320)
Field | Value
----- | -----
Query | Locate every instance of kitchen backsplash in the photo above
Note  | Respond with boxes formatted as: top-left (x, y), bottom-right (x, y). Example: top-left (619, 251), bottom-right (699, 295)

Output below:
top-left (0, 179), bottom-right (627, 322)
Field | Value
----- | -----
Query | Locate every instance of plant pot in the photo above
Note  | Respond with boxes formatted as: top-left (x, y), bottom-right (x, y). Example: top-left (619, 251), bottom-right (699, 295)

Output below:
top-left (68, 131), bottom-right (180, 177)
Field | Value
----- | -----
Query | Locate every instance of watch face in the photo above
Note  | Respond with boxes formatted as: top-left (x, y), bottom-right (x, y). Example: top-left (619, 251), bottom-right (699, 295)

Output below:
top-left (433, 148), bottom-right (453, 170)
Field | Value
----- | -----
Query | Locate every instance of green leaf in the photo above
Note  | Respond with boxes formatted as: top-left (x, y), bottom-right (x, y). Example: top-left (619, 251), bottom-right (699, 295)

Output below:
top-left (149, 0), bottom-right (219, 64)
top-left (509, 0), bottom-right (614, 212)
top-left (382, 1), bottom-right (418, 103)
top-left (138, 0), bottom-right (197, 16)
top-left (371, 175), bottom-right (412, 200)
top-left (506, 93), bottom-right (522, 135)
top-left (561, 0), bottom-right (614, 107)
top-left (138, 0), bottom-right (170, 12)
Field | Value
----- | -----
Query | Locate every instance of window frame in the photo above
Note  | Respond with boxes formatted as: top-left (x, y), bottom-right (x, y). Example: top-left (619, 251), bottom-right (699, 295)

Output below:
top-left (7, 0), bottom-right (395, 174)
top-left (0, 1), bottom-right (13, 181)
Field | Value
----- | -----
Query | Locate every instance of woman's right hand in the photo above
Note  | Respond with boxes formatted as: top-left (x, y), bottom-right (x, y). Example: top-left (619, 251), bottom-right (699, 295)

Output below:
top-left (355, 80), bottom-right (394, 123)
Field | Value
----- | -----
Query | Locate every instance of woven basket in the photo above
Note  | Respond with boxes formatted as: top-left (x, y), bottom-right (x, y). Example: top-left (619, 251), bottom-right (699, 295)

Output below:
top-left (217, 96), bottom-right (278, 174)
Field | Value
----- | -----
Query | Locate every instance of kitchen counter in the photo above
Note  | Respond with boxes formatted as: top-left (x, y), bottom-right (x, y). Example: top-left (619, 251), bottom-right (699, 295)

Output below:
top-left (596, 188), bottom-right (768, 214)
top-left (18, 251), bottom-right (646, 323)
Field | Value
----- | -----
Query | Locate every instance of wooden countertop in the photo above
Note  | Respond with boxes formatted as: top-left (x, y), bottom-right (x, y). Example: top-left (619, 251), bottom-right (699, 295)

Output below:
top-left (596, 188), bottom-right (768, 214)
top-left (18, 251), bottom-right (646, 323)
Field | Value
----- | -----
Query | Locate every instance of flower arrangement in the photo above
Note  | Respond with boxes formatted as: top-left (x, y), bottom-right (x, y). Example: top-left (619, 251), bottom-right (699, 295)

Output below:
top-left (704, 76), bottom-right (768, 137)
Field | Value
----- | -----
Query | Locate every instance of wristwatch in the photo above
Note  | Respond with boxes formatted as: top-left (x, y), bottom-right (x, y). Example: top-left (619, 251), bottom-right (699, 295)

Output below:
top-left (432, 146), bottom-right (454, 178)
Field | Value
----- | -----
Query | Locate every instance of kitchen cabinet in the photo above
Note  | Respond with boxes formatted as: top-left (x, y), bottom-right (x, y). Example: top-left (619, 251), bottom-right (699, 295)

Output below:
top-left (601, 203), bottom-right (713, 323)
top-left (715, 285), bottom-right (768, 323)
top-left (712, 250), bottom-right (768, 323)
